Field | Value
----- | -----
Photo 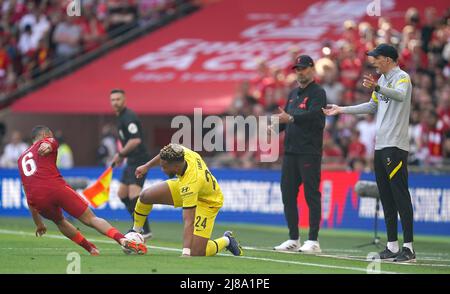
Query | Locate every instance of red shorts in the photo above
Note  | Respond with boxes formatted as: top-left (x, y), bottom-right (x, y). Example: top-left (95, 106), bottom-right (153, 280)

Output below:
top-left (26, 184), bottom-right (89, 222)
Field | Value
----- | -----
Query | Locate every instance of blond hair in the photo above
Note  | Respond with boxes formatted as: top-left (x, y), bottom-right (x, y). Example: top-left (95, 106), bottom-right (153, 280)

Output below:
top-left (160, 143), bottom-right (184, 162)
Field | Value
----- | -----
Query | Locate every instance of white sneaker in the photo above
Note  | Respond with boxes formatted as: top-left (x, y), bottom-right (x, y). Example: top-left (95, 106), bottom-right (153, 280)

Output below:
top-left (273, 239), bottom-right (300, 252)
top-left (298, 240), bottom-right (321, 253)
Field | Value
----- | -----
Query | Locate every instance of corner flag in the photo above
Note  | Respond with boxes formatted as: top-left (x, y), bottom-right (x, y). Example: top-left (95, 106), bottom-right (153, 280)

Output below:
top-left (83, 167), bottom-right (113, 208)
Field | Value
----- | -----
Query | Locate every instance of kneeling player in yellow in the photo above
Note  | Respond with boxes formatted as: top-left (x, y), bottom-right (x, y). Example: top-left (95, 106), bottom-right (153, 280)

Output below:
top-left (131, 143), bottom-right (243, 257)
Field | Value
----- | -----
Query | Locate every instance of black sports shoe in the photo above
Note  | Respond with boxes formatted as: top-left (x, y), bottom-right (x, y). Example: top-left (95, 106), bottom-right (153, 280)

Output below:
top-left (394, 247), bottom-right (416, 263)
top-left (378, 247), bottom-right (400, 260)
top-left (224, 231), bottom-right (243, 256)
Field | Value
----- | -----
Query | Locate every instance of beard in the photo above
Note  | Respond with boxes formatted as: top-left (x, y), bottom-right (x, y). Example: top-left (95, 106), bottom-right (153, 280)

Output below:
top-left (297, 76), bottom-right (312, 85)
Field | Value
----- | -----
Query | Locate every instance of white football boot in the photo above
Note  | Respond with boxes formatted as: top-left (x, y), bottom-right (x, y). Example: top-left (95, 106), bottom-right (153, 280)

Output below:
top-left (298, 240), bottom-right (322, 253)
top-left (273, 239), bottom-right (301, 252)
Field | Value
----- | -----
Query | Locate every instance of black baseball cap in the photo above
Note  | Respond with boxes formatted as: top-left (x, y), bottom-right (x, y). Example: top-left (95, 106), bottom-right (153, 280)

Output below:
top-left (292, 55), bottom-right (315, 69)
top-left (367, 44), bottom-right (398, 61)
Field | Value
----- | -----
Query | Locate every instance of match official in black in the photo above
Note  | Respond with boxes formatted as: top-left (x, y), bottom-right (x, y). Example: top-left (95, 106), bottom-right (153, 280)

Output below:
top-left (271, 55), bottom-right (327, 253)
top-left (110, 89), bottom-right (152, 239)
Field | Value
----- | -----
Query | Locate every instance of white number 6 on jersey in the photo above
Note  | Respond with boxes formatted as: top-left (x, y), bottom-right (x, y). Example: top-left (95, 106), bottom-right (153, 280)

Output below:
top-left (21, 152), bottom-right (37, 176)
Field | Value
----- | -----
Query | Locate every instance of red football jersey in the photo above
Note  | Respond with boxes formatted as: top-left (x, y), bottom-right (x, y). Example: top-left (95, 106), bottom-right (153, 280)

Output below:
top-left (17, 137), bottom-right (65, 191)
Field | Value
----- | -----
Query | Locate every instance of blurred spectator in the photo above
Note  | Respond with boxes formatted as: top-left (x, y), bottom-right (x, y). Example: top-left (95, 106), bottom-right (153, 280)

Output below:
top-left (80, 9), bottom-right (107, 52)
top-left (55, 131), bottom-right (74, 169)
top-left (52, 14), bottom-right (82, 58)
top-left (409, 108), bottom-right (422, 165)
top-left (249, 59), bottom-right (272, 103)
top-left (1, 0), bottom-right (198, 95)
top-left (33, 37), bottom-right (51, 77)
top-left (17, 24), bottom-right (39, 55)
top-left (261, 68), bottom-right (287, 112)
top-left (322, 131), bottom-right (344, 166)
top-left (106, 0), bottom-right (138, 36)
top-left (319, 60), bottom-right (344, 105)
top-left (0, 34), bottom-right (17, 94)
top-left (0, 130), bottom-right (28, 168)
top-left (337, 42), bottom-right (362, 104)
top-left (416, 110), bottom-right (444, 166)
top-left (437, 85), bottom-right (450, 133)
top-left (228, 6), bottom-right (450, 170)
top-left (346, 130), bottom-right (366, 167)
top-left (96, 124), bottom-right (118, 166)
top-left (356, 113), bottom-right (376, 158)
top-left (443, 133), bottom-right (450, 163)
top-left (19, 4), bottom-right (50, 43)
top-left (227, 81), bottom-right (257, 116)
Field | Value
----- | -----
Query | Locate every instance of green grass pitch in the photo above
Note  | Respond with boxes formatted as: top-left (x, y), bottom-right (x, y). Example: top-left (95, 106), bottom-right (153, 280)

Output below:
top-left (0, 217), bottom-right (449, 274)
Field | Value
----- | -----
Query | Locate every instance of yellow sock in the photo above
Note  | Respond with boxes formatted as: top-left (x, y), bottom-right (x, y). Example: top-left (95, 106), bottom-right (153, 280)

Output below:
top-left (133, 198), bottom-right (152, 232)
top-left (205, 237), bottom-right (229, 256)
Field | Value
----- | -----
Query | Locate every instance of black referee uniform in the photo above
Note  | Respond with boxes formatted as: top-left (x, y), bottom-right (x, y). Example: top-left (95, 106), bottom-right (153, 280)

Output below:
top-left (117, 107), bottom-right (151, 232)
top-left (279, 77), bottom-right (327, 242)
top-left (117, 108), bottom-right (151, 187)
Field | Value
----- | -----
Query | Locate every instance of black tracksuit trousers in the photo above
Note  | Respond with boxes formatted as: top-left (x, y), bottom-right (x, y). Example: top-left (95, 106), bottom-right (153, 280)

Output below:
top-left (374, 147), bottom-right (414, 243)
top-left (281, 153), bottom-right (322, 241)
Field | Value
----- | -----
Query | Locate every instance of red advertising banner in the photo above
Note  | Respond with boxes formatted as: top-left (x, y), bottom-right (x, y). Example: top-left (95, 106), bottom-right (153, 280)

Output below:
top-left (12, 0), bottom-right (447, 114)
top-left (298, 171), bottom-right (360, 228)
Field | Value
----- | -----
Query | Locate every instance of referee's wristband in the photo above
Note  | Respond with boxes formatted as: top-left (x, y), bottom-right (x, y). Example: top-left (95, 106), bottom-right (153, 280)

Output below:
top-left (374, 84), bottom-right (380, 92)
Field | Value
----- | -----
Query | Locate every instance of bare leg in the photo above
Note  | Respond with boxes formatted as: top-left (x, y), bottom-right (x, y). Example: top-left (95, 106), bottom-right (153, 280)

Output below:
top-left (77, 207), bottom-right (115, 235)
top-left (55, 218), bottom-right (79, 239)
top-left (139, 181), bottom-right (174, 205)
top-left (132, 182), bottom-right (174, 232)
top-left (128, 184), bottom-right (143, 201)
top-left (117, 183), bottom-right (129, 200)
top-left (55, 218), bottom-right (98, 254)
top-left (191, 235), bottom-right (209, 256)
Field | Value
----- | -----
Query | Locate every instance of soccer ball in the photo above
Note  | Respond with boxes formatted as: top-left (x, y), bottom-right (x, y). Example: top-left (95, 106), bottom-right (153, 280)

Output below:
top-left (121, 231), bottom-right (145, 255)
top-left (125, 231), bottom-right (145, 244)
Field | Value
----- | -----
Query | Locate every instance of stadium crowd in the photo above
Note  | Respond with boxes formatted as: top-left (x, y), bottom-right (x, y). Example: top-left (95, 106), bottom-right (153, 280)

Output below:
top-left (218, 6), bottom-right (450, 171)
top-left (0, 0), bottom-right (199, 96)
top-left (1, 4), bottom-right (449, 172)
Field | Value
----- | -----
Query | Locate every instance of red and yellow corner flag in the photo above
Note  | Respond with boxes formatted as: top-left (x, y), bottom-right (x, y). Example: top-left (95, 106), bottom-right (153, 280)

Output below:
top-left (83, 167), bottom-right (113, 208)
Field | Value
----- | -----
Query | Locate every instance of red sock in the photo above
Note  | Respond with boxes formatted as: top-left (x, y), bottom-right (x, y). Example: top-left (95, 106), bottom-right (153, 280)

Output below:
top-left (106, 228), bottom-right (125, 245)
top-left (71, 231), bottom-right (95, 253)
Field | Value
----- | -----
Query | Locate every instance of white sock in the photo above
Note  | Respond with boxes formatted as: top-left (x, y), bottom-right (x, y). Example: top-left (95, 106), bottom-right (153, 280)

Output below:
top-left (223, 236), bottom-right (230, 246)
top-left (387, 241), bottom-right (399, 253)
top-left (403, 242), bottom-right (414, 252)
top-left (132, 225), bottom-right (142, 233)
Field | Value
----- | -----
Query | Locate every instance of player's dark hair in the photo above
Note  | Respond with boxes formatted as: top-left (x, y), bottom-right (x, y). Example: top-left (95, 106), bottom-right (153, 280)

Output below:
top-left (110, 88), bottom-right (125, 95)
top-left (31, 125), bottom-right (51, 141)
top-left (160, 143), bottom-right (184, 162)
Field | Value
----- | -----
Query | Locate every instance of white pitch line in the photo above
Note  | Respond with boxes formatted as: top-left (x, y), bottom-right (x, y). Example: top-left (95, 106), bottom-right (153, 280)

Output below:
top-left (247, 246), bottom-right (450, 258)
top-left (0, 229), bottom-right (398, 274)
top-left (243, 246), bottom-right (450, 268)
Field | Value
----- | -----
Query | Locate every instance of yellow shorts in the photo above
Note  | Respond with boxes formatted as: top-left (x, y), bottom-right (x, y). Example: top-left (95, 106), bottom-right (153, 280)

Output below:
top-left (166, 178), bottom-right (183, 208)
top-left (166, 179), bottom-right (221, 239)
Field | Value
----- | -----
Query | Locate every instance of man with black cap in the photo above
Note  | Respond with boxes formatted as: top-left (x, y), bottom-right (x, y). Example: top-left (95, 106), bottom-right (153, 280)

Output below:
top-left (271, 55), bottom-right (327, 253)
top-left (323, 43), bottom-right (415, 262)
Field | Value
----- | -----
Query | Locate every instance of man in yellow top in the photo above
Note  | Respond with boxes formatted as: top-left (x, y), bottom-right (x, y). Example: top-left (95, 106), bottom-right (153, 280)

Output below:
top-left (131, 143), bottom-right (243, 257)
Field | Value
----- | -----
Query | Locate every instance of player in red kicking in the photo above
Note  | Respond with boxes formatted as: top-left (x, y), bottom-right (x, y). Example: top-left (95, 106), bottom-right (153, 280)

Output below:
top-left (17, 125), bottom-right (147, 255)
